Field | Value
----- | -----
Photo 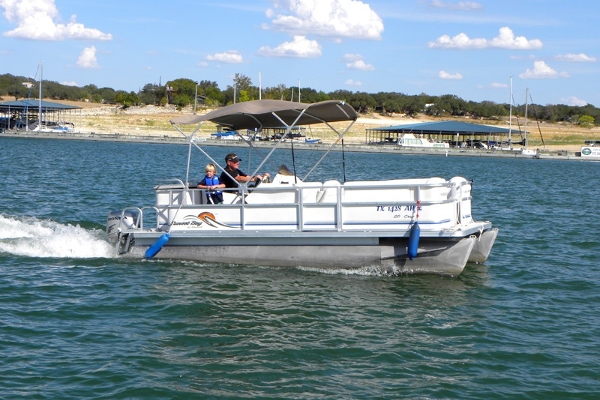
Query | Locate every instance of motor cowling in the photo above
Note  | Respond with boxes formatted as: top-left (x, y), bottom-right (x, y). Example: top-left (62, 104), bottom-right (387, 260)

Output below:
top-left (106, 210), bottom-right (140, 243)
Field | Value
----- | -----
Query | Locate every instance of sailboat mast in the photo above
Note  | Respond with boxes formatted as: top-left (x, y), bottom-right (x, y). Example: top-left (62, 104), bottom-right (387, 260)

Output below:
top-left (524, 88), bottom-right (529, 148)
top-left (508, 76), bottom-right (513, 146)
top-left (38, 61), bottom-right (43, 129)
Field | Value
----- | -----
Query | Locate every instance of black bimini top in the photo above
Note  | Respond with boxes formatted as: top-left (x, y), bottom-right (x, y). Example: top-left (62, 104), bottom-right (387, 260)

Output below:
top-left (170, 99), bottom-right (358, 130)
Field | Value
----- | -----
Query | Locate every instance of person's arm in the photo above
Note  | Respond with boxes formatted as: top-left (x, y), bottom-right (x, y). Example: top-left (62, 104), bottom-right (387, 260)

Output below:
top-left (237, 170), bottom-right (270, 183)
top-left (234, 170), bottom-right (251, 183)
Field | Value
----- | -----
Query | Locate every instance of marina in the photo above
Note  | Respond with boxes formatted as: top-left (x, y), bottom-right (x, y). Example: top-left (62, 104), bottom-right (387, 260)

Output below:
top-left (0, 127), bottom-right (589, 161)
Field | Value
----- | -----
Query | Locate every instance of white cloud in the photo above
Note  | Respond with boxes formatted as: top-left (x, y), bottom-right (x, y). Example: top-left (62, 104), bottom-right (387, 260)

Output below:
top-left (343, 54), bottom-right (374, 71)
top-left (76, 46), bottom-right (98, 68)
top-left (560, 96), bottom-right (587, 106)
top-left (257, 35), bottom-right (321, 58)
top-left (489, 82), bottom-right (508, 88)
top-left (519, 61), bottom-right (569, 79)
top-left (429, 0), bottom-right (483, 10)
top-left (438, 70), bottom-right (463, 80)
top-left (61, 81), bottom-right (78, 86)
top-left (554, 53), bottom-right (596, 63)
top-left (267, 0), bottom-right (383, 40)
top-left (1, 0), bottom-right (112, 41)
top-left (346, 59), bottom-right (374, 71)
top-left (345, 79), bottom-right (362, 86)
top-left (206, 50), bottom-right (244, 63)
top-left (197, 61), bottom-right (209, 67)
top-left (429, 27), bottom-right (542, 50)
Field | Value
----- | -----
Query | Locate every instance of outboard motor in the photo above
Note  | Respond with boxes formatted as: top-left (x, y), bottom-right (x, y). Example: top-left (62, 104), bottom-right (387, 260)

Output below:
top-left (106, 209), bottom-right (140, 244)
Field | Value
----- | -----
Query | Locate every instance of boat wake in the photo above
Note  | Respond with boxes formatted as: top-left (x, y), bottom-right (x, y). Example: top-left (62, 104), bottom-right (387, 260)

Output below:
top-left (298, 265), bottom-right (406, 277)
top-left (0, 215), bottom-right (114, 258)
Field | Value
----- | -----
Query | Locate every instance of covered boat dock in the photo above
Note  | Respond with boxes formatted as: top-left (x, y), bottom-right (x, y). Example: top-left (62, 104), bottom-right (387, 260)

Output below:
top-left (366, 120), bottom-right (523, 148)
top-left (0, 99), bottom-right (82, 132)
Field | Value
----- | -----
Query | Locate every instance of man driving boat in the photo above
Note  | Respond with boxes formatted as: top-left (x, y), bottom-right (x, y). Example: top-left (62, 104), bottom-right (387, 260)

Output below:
top-left (220, 153), bottom-right (270, 188)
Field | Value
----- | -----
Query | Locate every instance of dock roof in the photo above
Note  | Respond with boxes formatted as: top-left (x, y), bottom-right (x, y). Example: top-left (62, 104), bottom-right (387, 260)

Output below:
top-left (367, 120), bottom-right (520, 135)
top-left (0, 99), bottom-right (81, 113)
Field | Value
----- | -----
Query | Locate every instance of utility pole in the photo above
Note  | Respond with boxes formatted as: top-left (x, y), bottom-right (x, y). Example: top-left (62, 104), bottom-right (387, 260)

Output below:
top-left (194, 81), bottom-right (198, 114)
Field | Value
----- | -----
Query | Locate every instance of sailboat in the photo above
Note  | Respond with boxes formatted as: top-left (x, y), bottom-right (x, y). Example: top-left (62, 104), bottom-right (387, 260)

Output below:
top-left (520, 88), bottom-right (539, 157)
top-left (506, 78), bottom-right (538, 158)
top-left (30, 61), bottom-right (75, 133)
top-left (505, 76), bottom-right (514, 150)
top-left (31, 61), bottom-right (45, 132)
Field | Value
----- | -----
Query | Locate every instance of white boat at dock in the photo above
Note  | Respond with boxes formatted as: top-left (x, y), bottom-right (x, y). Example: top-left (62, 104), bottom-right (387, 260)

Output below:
top-left (32, 121), bottom-right (75, 133)
top-left (397, 133), bottom-right (449, 149)
top-left (106, 99), bottom-right (497, 276)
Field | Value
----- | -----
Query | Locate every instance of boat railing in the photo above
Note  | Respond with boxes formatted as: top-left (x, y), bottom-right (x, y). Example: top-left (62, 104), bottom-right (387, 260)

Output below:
top-left (150, 178), bottom-right (473, 232)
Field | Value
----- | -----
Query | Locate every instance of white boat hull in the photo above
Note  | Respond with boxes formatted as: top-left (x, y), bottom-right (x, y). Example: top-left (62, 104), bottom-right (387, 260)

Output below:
top-left (468, 228), bottom-right (499, 263)
top-left (121, 231), bottom-right (480, 276)
top-left (108, 176), bottom-right (496, 276)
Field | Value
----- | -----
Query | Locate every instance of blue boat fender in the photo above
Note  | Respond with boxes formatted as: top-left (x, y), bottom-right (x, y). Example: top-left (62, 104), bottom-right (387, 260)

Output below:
top-left (408, 222), bottom-right (420, 260)
top-left (145, 233), bottom-right (170, 259)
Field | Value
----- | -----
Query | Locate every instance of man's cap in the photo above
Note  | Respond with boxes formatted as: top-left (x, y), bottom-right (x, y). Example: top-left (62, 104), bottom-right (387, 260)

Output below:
top-left (225, 153), bottom-right (242, 162)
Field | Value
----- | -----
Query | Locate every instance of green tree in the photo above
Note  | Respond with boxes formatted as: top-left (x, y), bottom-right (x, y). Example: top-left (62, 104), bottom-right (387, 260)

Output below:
top-left (349, 92), bottom-right (376, 113)
top-left (238, 90), bottom-right (250, 102)
top-left (139, 83), bottom-right (163, 105)
top-left (115, 91), bottom-right (139, 108)
top-left (403, 96), bottom-right (426, 117)
top-left (233, 73), bottom-right (252, 92)
top-left (6, 84), bottom-right (29, 100)
top-left (578, 114), bottom-right (595, 127)
top-left (202, 85), bottom-right (224, 107)
top-left (164, 78), bottom-right (198, 106)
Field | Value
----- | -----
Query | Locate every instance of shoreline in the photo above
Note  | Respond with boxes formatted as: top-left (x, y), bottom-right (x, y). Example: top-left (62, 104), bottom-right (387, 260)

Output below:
top-left (1, 129), bottom-right (594, 161)
top-left (3, 100), bottom-right (598, 154)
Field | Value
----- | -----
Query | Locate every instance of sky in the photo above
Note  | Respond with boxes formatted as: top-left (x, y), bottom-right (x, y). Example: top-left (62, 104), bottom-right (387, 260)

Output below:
top-left (1, 0), bottom-right (599, 107)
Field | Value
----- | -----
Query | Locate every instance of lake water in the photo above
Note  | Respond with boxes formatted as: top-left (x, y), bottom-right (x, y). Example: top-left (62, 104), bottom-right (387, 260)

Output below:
top-left (1, 137), bottom-right (600, 399)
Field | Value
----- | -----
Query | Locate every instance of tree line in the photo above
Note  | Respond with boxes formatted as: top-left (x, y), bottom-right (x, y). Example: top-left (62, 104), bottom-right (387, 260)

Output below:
top-left (1, 72), bottom-right (597, 126)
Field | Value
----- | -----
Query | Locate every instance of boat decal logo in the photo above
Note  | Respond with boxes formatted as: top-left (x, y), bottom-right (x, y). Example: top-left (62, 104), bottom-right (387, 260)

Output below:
top-left (198, 212), bottom-right (234, 228)
top-left (174, 211), bottom-right (235, 229)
